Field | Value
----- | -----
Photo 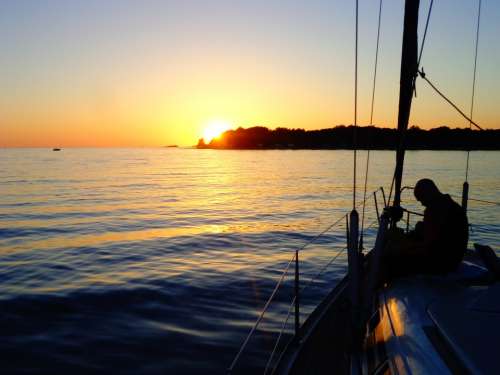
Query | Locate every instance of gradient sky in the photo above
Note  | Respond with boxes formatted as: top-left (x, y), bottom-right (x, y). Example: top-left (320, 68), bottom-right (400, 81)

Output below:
top-left (1, 0), bottom-right (499, 147)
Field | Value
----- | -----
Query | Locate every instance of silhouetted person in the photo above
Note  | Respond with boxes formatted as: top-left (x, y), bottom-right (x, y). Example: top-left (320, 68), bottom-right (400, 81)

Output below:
top-left (385, 178), bottom-right (469, 276)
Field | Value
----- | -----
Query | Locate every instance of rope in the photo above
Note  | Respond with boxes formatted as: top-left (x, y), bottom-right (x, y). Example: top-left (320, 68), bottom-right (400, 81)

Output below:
top-left (418, 69), bottom-right (484, 131)
top-left (361, 0), bottom-right (383, 247)
top-left (465, 0), bottom-right (482, 181)
top-left (353, 0), bottom-right (359, 210)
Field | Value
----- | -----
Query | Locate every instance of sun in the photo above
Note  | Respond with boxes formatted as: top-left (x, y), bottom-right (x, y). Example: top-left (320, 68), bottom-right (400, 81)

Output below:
top-left (203, 120), bottom-right (232, 143)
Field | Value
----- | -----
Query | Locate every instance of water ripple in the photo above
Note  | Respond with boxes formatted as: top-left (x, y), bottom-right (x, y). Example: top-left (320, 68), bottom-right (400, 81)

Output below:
top-left (0, 148), bottom-right (498, 374)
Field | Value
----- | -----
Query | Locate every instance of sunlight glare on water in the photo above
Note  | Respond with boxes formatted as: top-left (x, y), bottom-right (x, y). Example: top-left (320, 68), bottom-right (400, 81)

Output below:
top-left (0, 148), bottom-right (498, 374)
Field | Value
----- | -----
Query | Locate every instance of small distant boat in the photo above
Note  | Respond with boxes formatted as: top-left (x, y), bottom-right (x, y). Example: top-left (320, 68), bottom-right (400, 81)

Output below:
top-left (52, 148), bottom-right (61, 151)
top-left (165, 145), bottom-right (178, 148)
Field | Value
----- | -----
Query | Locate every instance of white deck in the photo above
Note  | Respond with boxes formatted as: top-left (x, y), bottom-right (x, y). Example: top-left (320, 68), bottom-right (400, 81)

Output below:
top-left (377, 261), bottom-right (496, 374)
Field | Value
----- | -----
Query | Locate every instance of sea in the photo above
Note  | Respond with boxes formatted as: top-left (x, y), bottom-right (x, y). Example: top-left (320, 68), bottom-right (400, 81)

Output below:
top-left (1, 148), bottom-right (498, 374)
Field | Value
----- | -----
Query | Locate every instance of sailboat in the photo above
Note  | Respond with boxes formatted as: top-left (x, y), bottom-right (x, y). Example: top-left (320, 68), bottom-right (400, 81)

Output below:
top-left (228, 0), bottom-right (499, 374)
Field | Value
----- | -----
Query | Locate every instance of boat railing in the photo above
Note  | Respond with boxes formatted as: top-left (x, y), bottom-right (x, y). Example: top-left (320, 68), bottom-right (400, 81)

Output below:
top-left (227, 187), bottom-right (386, 374)
top-left (262, 244), bottom-right (350, 375)
top-left (402, 208), bottom-right (423, 233)
top-left (398, 185), bottom-right (500, 236)
top-left (399, 185), bottom-right (500, 208)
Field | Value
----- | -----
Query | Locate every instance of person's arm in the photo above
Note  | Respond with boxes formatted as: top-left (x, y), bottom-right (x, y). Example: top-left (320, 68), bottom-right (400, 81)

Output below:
top-left (385, 227), bottom-right (426, 256)
top-left (397, 208), bottom-right (438, 256)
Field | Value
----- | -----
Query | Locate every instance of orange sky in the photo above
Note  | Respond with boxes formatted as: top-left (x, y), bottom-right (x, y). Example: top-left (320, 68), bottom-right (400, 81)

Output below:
top-left (1, 1), bottom-right (499, 147)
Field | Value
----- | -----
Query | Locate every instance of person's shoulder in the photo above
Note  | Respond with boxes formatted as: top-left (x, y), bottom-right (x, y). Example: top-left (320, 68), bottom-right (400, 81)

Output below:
top-left (443, 194), bottom-right (467, 219)
top-left (443, 194), bottom-right (460, 208)
top-left (443, 193), bottom-right (454, 202)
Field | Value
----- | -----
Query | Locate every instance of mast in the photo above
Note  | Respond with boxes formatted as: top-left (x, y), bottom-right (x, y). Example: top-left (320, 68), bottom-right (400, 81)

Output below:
top-left (393, 0), bottom-right (420, 212)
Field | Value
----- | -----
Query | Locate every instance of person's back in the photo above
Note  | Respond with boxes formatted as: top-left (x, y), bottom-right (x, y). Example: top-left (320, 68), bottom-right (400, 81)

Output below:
top-left (422, 192), bottom-right (468, 272)
top-left (383, 179), bottom-right (469, 278)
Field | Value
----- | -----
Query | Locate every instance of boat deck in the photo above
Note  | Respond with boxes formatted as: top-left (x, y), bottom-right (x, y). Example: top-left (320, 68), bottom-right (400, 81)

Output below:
top-left (378, 260), bottom-right (499, 374)
top-left (428, 282), bottom-right (500, 374)
top-left (276, 256), bottom-right (500, 375)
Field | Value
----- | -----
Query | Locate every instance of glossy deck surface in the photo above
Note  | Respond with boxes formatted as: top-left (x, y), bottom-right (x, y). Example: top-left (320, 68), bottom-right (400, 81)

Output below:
top-left (278, 258), bottom-right (497, 375)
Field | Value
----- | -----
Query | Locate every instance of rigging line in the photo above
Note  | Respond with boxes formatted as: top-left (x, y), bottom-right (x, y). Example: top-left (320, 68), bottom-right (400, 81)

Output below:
top-left (370, 0), bottom-right (383, 126)
top-left (353, 0), bottom-right (359, 210)
top-left (418, 69), bottom-right (484, 131)
top-left (412, 0), bottom-right (434, 97)
top-left (417, 0), bottom-right (434, 68)
top-left (361, 0), bottom-right (383, 244)
top-left (466, 0), bottom-right (482, 181)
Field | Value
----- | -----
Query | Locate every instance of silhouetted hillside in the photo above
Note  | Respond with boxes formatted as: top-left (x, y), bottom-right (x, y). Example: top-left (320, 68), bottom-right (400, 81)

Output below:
top-left (196, 125), bottom-right (500, 150)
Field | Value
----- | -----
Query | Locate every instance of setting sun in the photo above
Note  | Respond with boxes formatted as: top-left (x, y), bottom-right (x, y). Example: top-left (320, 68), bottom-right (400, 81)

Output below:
top-left (203, 120), bottom-right (232, 143)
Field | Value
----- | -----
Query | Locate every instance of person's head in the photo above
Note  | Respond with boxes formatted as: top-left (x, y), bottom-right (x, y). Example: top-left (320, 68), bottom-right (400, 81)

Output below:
top-left (414, 178), bottom-right (441, 207)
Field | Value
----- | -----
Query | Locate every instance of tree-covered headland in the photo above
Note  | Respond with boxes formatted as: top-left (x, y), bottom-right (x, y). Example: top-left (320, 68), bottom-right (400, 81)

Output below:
top-left (197, 125), bottom-right (500, 150)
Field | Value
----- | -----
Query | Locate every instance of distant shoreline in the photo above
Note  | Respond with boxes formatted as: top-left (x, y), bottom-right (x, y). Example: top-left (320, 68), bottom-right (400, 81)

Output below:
top-left (196, 146), bottom-right (500, 151)
top-left (196, 125), bottom-right (500, 151)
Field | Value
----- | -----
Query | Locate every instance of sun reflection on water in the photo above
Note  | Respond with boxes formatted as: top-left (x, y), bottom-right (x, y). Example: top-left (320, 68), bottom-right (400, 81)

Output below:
top-left (0, 148), bottom-right (498, 373)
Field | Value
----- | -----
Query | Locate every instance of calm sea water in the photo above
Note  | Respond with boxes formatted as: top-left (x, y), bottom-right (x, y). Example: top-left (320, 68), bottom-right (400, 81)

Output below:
top-left (1, 149), bottom-right (498, 374)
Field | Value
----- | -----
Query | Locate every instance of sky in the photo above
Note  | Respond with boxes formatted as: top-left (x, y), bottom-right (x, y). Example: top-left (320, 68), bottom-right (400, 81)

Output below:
top-left (1, 0), bottom-right (499, 147)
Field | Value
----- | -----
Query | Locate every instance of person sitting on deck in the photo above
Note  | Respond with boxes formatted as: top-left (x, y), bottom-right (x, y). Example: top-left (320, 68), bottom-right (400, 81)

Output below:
top-left (384, 178), bottom-right (469, 277)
